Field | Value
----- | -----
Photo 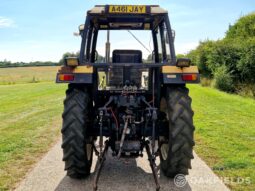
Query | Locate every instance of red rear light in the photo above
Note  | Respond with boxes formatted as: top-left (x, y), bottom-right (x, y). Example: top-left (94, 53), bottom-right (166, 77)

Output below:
top-left (182, 74), bottom-right (197, 81)
top-left (59, 74), bottom-right (74, 81)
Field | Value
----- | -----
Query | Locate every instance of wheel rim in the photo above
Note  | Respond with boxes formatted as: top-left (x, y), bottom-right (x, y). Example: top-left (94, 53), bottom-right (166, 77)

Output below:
top-left (86, 137), bottom-right (93, 160)
top-left (159, 97), bottom-right (169, 161)
top-left (86, 144), bottom-right (93, 160)
top-left (159, 136), bottom-right (169, 160)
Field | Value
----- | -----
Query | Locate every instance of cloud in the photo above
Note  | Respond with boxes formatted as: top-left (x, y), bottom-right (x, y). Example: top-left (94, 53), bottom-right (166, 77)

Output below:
top-left (0, 16), bottom-right (15, 28)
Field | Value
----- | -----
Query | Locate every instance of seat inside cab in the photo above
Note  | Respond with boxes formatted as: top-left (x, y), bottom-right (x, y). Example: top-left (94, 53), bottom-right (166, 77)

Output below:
top-left (108, 49), bottom-right (145, 88)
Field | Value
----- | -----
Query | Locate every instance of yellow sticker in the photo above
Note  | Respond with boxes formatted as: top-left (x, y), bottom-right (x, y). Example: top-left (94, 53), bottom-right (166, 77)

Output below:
top-left (109, 5), bottom-right (146, 14)
top-left (100, 25), bottom-right (108, 29)
top-left (144, 23), bottom-right (150, 30)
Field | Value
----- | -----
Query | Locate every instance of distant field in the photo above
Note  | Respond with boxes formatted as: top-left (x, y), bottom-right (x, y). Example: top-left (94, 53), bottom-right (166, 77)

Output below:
top-left (0, 66), bottom-right (59, 85)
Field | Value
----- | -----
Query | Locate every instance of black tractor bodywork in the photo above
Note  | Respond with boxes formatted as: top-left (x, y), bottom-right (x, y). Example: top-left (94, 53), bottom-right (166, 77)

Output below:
top-left (56, 5), bottom-right (199, 191)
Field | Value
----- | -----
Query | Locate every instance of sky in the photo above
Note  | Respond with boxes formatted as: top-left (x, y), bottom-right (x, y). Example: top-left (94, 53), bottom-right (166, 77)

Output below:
top-left (0, 0), bottom-right (254, 62)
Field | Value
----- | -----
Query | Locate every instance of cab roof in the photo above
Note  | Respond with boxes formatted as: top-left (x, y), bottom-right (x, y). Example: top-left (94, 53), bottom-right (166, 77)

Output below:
top-left (85, 5), bottom-right (168, 30)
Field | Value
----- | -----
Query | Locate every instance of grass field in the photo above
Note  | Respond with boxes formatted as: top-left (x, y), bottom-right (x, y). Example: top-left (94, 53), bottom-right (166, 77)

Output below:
top-left (0, 66), bottom-right (59, 85)
top-left (189, 85), bottom-right (255, 191)
top-left (0, 82), bottom-right (66, 190)
top-left (0, 67), bottom-right (254, 190)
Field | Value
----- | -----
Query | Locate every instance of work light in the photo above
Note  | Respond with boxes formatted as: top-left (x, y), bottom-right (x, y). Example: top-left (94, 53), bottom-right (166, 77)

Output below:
top-left (65, 57), bottom-right (79, 67)
top-left (176, 58), bottom-right (191, 67)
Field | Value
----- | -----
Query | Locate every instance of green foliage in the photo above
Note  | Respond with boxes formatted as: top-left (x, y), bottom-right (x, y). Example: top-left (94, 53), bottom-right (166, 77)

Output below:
top-left (59, 52), bottom-right (79, 65)
top-left (235, 83), bottom-right (255, 98)
top-left (176, 54), bottom-right (185, 59)
top-left (236, 39), bottom-right (255, 83)
top-left (0, 51), bottom-right (106, 68)
top-left (188, 40), bottom-right (215, 77)
top-left (59, 51), bottom-right (105, 64)
top-left (226, 12), bottom-right (255, 40)
top-left (187, 12), bottom-right (255, 95)
top-left (213, 65), bottom-right (234, 92)
top-left (200, 77), bottom-right (212, 87)
top-left (209, 41), bottom-right (241, 82)
top-left (96, 54), bottom-right (105, 63)
top-left (0, 60), bottom-right (60, 68)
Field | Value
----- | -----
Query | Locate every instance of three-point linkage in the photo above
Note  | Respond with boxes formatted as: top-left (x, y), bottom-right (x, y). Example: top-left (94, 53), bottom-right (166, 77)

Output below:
top-left (93, 140), bottom-right (109, 191)
top-left (92, 139), bottom-right (161, 191)
top-left (92, 97), bottom-right (161, 191)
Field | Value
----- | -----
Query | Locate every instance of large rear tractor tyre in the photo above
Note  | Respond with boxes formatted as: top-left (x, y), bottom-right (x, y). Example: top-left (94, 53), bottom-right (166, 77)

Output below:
top-left (159, 86), bottom-right (195, 178)
top-left (61, 85), bottom-right (93, 179)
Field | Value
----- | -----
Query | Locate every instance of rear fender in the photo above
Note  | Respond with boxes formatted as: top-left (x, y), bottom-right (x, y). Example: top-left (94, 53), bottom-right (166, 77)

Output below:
top-left (56, 66), bottom-right (93, 84)
top-left (162, 66), bottom-right (200, 84)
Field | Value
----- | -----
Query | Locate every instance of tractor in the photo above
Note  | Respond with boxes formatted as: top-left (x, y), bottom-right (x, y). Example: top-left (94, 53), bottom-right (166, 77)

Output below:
top-left (56, 5), bottom-right (199, 191)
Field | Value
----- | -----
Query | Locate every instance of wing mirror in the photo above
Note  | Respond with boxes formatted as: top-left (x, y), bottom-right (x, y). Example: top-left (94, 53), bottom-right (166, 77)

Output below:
top-left (79, 24), bottom-right (84, 35)
top-left (73, 24), bottom-right (85, 37)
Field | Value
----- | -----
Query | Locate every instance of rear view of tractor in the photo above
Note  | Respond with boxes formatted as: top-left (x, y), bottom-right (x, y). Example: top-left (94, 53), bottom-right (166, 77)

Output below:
top-left (56, 5), bottom-right (199, 190)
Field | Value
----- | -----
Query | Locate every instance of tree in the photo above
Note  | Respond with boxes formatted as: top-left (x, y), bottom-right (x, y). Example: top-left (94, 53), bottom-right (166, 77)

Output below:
top-left (226, 12), bottom-right (255, 40)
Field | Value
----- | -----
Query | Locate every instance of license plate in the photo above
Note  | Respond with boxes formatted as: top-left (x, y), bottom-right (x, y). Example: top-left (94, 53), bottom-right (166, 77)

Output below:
top-left (109, 5), bottom-right (147, 14)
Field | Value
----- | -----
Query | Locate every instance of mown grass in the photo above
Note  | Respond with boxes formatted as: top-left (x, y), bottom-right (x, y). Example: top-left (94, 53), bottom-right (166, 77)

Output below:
top-left (0, 66), bottom-right (254, 191)
top-left (0, 82), bottom-right (66, 190)
top-left (0, 66), bottom-right (59, 85)
top-left (189, 84), bottom-right (255, 191)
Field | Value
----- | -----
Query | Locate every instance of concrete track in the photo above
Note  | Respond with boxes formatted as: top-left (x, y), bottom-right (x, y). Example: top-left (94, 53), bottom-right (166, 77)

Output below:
top-left (15, 140), bottom-right (229, 191)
